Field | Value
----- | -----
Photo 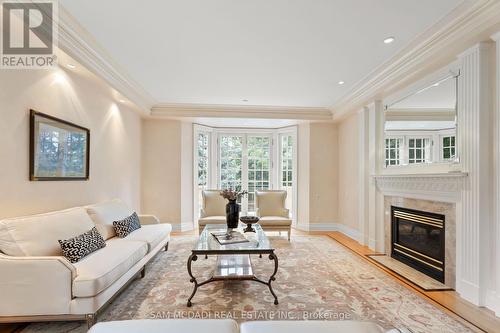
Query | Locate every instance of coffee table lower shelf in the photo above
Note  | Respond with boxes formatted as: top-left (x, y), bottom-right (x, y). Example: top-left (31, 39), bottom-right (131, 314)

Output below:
top-left (186, 253), bottom-right (279, 307)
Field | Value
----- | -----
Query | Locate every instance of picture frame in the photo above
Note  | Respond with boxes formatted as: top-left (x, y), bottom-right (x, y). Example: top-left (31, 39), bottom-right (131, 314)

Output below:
top-left (29, 109), bottom-right (90, 181)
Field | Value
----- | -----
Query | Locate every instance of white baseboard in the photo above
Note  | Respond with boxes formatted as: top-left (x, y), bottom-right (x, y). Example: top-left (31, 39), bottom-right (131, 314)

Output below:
top-left (333, 223), bottom-right (362, 243)
top-left (307, 223), bottom-right (338, 232)
top-left (301, 222), bottom-right (362, 243)
top-left (181, 222), bottom-right (194, 232)
top-left (456, 279), bottom-right (481, 305)
top-left (171, 224), bottom-right (182, 232)
top-left (485, 290), bottom-right (500, 317)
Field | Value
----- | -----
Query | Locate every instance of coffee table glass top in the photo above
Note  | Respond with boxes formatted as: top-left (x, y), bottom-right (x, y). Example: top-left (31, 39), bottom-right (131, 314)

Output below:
top-left (193, 223), bottom-right (274, 254)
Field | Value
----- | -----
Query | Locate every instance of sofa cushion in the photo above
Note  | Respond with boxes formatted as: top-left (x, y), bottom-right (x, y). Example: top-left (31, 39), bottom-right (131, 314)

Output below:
top-left (124, 224), bottom-right (171, 252)
top-left (88, 319), bottom-right (239, 333)
top-left (258, 216), bottom-right (292, 226)
top-left (86, 199), bottom-right (134, 240)
top-left (198, 216), bottom-right (226, 225)
top-left (240, 320), bottom-right (384, 333)
top-left (202, 190), bottom-right (226, 217)
top-left (59, 227), bottom-right (106, 263)
top-left (113, 212), bottom-right (141, 238)
top-left (72, 238), bottom-right (147, 297)
top-left (0, 207), bottom-right (96, 257)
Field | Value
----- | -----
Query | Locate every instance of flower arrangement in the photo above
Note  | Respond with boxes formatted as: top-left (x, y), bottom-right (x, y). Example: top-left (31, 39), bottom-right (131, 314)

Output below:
top-left (220, 189), bottom-right (248, 201)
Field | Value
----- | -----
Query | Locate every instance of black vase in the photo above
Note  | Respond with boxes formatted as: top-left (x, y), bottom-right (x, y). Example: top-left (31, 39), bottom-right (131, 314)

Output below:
top-left (226, 199), bottom-right (240, 229)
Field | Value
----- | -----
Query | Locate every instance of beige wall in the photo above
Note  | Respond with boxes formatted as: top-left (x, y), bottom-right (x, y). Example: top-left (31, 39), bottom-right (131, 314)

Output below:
top-left (141, 119), bottom-right (193, 230)
top-left (338, 114), bottom-right (360, 231)
top-left (0, 67), bottom-right (141, 219)
top-left (141, 119), bottom-right (181, 225)
top-left (297, 122), bottom-right (339, 229)
top-left (309, 122), bottom-right (339, 224)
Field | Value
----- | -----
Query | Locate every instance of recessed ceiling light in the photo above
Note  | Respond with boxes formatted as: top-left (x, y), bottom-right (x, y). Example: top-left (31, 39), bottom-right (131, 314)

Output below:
top-left (338, 81), bottom-right (345, 85)
top-left (242, 99), bottom-right (248, 102)
top-left (383, 37), bottom-right (395, 44)
top-left (119, 99), bottom-right (126, 103)
top-left (433, 82), bottom-right (440, 87)
top-left (67, 64), bottom-right (76, 69)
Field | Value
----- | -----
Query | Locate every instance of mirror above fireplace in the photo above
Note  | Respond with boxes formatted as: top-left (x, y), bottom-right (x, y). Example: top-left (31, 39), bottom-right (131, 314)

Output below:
top-left (384, 73), bottom-right (458, 168)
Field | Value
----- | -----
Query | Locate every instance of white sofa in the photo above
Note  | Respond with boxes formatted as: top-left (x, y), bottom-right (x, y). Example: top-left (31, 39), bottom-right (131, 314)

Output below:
top-left (0, 199), bottom-right (171, 327)
top-left (88, 319), bottom-right (406, 333)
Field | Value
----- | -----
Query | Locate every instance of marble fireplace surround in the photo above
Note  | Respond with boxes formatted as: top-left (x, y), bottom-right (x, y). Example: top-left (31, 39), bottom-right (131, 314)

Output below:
top-left (384, 196), bottom-right (456, 288)
top-left (374, 172), bottom-right (467, 289)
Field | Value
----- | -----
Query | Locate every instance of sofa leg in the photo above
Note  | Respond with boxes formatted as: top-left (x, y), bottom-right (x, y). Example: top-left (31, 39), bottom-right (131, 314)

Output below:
top-left (86, 313), bottom-right (96, 328)
top-left (165, 242), bottom-right (169, 252)
top-left (140, 266), bottom-right (146, 278)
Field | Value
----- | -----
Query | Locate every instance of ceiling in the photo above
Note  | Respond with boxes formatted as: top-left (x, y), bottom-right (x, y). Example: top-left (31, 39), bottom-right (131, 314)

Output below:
top-left (60, 0), bottom-right (464, 108)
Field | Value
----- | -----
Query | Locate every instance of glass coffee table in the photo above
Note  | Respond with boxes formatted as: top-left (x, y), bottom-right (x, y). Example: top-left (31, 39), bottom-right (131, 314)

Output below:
top-left (187, 223), bottom-right (279, 307)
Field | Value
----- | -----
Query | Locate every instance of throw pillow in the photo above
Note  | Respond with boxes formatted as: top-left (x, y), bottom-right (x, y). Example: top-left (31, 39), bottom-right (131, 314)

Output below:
top-left (58, 227), bottom-right (106, 263)
top-left (113, 212), bottom-right (141, 238)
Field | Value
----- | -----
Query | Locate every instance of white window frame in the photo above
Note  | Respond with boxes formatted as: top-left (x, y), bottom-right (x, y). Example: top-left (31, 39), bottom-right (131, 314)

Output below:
top-left (407, 136), bottom-right (432, 164)
top-left (193, 125), bottom-right (297, 225)
top-left (193, 124), bottom-right (214, 220)
top-left (384, 136), bottom-right (404, 166)
top-left (277, 126), bottom-right (298, 224)
top-left (438, 129), bottom-right (457, 162)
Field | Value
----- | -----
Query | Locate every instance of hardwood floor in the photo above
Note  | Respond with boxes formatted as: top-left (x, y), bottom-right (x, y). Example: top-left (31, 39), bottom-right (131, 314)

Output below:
top-left (327, 231), bottom-right (500, 333)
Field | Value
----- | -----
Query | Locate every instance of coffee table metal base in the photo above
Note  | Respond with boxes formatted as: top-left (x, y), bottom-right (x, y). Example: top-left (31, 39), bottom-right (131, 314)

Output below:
top-left (186, 252), bottom-right (279, 307)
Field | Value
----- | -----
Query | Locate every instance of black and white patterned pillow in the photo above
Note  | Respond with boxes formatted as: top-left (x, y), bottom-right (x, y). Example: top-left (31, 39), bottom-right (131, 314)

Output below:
top-left (113, 212), bottom-right (141, 238)
top-left (58, 227), bottom-right (106, 263)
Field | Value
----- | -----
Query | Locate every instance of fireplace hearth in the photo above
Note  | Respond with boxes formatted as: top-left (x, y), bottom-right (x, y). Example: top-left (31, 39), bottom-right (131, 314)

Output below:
top-left (391, 206), bottom-right (445, 283)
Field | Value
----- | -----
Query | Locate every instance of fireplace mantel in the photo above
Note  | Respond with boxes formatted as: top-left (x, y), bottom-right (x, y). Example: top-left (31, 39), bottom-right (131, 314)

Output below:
top-left (373, 172), bottom-right (468, 203)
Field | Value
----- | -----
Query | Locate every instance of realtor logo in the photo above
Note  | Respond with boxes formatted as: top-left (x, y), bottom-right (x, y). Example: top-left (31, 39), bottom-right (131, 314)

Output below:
top-left (1, 0), bottom-right (58, 68)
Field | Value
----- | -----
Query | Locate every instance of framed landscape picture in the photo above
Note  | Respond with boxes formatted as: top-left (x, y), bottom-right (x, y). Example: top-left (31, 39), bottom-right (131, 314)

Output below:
top-left (30, 110), bottom-right (90, 181)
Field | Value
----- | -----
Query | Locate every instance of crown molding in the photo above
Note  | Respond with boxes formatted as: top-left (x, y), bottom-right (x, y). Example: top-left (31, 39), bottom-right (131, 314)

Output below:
top-left (151, 103), bottom-right (333, 120)
top-left (56, 6), bottom-right (156, 116)
top-left (331, 0), bottom-right (500, 122)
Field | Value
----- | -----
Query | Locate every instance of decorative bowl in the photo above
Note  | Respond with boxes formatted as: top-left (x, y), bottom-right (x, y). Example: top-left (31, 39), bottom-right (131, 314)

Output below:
top-left (240, 216), bottom-right (260, 233)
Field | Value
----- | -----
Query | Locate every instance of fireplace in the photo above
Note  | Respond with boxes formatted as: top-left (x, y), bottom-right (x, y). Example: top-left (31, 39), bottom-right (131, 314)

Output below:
top-left (391, 206), bottom-right (445, 282)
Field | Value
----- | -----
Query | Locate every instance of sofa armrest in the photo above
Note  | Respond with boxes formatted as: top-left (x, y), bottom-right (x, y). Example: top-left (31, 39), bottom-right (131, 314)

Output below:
top-left (200, 209), bottom-right (207, 218)
top-left (138, 214), bottom-right (160, 225)
top-left (0, 253), bottom-right (76, 315)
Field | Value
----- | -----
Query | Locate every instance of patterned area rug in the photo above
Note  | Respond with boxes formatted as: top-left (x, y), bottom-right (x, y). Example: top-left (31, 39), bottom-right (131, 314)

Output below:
top-left (23, 235), bottom-right (477, 333)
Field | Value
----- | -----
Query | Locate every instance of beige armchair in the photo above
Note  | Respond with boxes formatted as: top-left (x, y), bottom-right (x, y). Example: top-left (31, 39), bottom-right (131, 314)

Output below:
top-left (255, 190), bottom-right (292, 241)
top-left (198, 190), bottom-right (227, 234)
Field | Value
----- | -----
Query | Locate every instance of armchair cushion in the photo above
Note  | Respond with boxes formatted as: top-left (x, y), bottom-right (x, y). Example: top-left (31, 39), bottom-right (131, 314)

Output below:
top-left (201, 190), bottom-right (226, 217)
top-left (0, 207), bottom-right (96, 257)
top-left (255, 190), bottom-right (288, 217)
top-left (258, 216), bottom-right (292, 226)
top-left (86, 199), bottom-right (135, 240)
